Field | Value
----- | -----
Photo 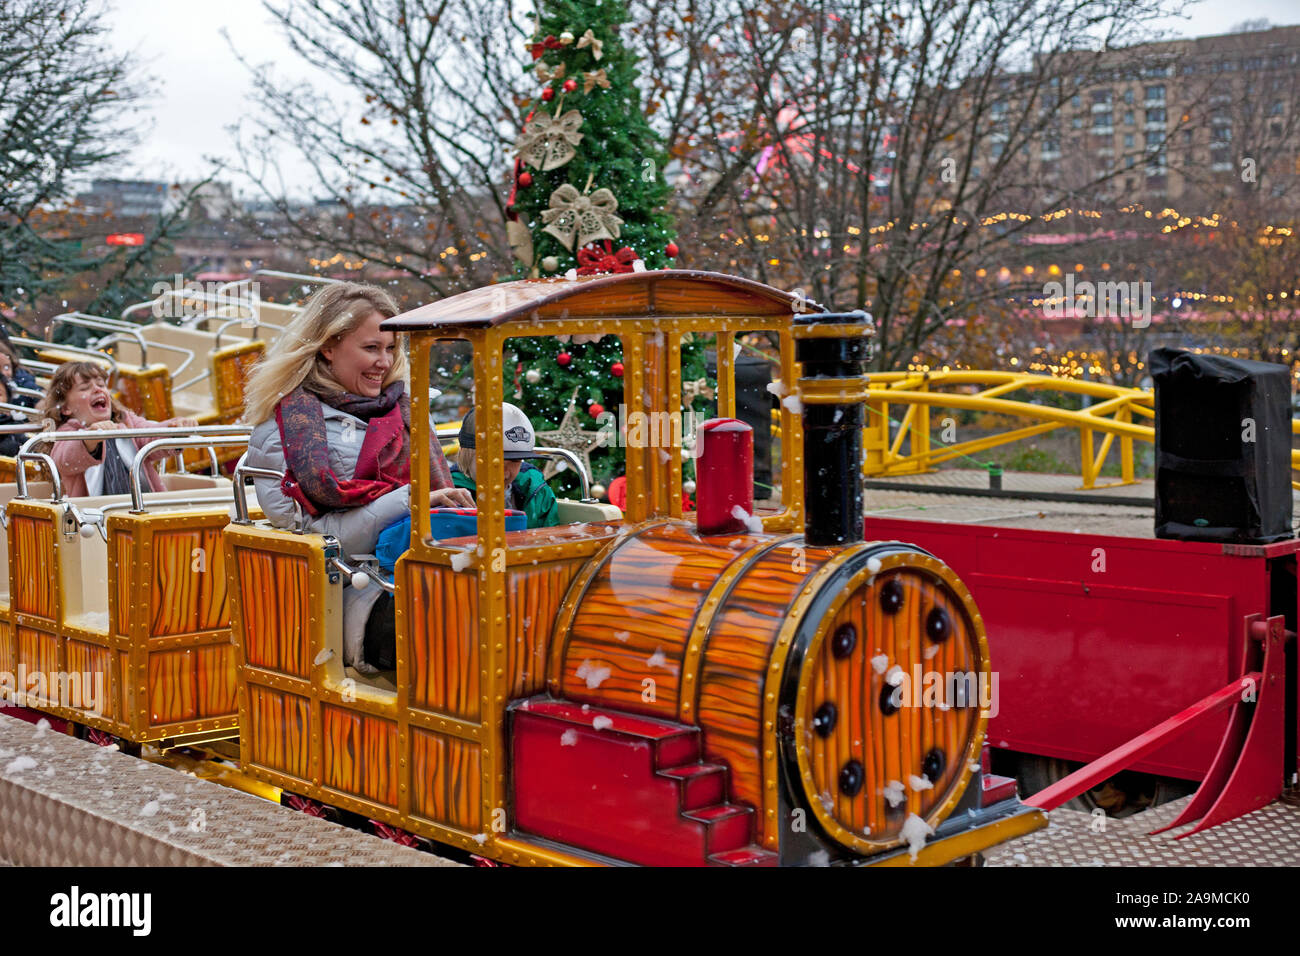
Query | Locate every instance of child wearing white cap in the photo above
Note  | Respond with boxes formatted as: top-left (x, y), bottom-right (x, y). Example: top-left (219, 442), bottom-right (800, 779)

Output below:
top-left (451, 402), bottom-right (559, 528)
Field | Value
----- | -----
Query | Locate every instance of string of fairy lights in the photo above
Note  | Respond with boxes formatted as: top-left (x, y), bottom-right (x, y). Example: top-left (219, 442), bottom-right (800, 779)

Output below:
top-left (297, 201), bottom-right (1299, 390)
top-left (906, 345), bottom-right (1300, 382)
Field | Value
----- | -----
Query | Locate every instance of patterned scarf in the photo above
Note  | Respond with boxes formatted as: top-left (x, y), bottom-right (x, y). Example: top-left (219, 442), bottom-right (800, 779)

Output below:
top-left (275, 381), bottom-right (452, 517)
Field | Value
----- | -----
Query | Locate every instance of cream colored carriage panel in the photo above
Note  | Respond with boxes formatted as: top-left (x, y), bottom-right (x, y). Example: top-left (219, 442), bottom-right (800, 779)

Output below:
top-left (57, 479), bottom-right (237, 633)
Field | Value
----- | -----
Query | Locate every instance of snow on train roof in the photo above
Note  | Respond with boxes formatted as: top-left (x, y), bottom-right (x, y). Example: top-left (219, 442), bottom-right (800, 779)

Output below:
top-left (381, 269), bottom-right (820, 332)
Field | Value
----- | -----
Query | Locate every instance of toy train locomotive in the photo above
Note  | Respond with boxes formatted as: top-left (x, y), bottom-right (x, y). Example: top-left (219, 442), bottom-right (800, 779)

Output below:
top-left (0, 270), bottom-right (1045, 865)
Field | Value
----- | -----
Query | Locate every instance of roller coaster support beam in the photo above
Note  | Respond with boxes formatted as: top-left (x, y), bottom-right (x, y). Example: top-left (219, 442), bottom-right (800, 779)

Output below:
top-left (1025, 614), bottom-right (1291, 836)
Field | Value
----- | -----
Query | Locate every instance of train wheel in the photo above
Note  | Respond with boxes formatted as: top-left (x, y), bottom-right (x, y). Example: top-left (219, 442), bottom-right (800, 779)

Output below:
top-left (85, 727), bottom-right (117, 748)
top-left (368, 821), bottom-right (421, 848)
top-left (281, 792), bottom-right (340, 823)
top-left (75, 724), bottom-right (141, 757)
top-left (1015, 755), bottom-right (1194, 817)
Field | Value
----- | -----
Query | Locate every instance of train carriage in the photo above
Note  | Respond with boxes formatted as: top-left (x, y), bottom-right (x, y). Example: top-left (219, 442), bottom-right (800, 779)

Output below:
top-left (224, 269), bottom-right (1045, 865)
top-left (0, 427), bottom-right (254, 747)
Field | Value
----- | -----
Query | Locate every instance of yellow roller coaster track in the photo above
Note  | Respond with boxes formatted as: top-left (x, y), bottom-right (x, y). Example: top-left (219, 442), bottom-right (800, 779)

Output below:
top-left (834, 370), bottom-right (1300, 491)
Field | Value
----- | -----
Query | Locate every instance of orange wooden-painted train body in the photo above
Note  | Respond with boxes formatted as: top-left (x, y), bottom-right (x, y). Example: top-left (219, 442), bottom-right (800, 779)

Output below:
top-left (0, 474), bottom-right (246, 744)
top-left (224, 270), bottom-right (1046, 865)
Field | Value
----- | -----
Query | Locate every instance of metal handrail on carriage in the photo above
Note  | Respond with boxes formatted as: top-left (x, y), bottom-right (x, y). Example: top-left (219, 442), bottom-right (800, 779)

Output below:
top-left (48, 314), bottom-right (152, 370)
top-left (215, 270), bottom-right (344, 300)
top-left (14, 425), bottom-right (252, 502)
top-left (212, 315), bottom-right (288, 352)
top-left (50, 311), bottom-right (139, 334)
top-left (231, 457), bottom-right (288, 526)
top-left (119, 289), bottom-right (257, 323)
top-left (95, 333), bottom-right (197, 378)
top-left (127, 435), bottom-right (251, 514)
top-left (9, 336), bottom-right (120, 387)
top-left (532, 446), bottom-right (595, 502)
top-left (48, 314), bottom-right (199, 376)
top-left (434, 434), bottom-right (595, 503)
top-left (0, 423), bottom-right (45, 527)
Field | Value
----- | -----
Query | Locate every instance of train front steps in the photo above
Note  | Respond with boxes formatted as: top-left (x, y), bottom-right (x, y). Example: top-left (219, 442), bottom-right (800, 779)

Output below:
top-left (509, 697), bottom-right (778, 866)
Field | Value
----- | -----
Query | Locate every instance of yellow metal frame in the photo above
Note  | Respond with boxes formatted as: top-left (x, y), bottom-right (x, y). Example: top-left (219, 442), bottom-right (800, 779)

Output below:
top-left (860, 371), bottom-right (1155, 490)
top-left (857, 370), bottom-right (1300, 490)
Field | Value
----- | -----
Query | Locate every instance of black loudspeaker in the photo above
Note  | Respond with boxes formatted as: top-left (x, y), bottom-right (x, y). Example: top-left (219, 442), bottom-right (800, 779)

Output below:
top-left (706, 350), bottom-right (773, 499)
top-left (1151, 348), bottom-right (1293, 543)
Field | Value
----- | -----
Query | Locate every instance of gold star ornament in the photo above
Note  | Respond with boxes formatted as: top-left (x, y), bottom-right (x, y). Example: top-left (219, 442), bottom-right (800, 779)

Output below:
top-left (533, 388), bottom-right (605, 482)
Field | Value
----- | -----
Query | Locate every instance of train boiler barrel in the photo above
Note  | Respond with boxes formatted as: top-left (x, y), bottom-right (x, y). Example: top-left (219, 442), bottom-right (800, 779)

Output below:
top-left (546, 315), bottom-right (993, 861)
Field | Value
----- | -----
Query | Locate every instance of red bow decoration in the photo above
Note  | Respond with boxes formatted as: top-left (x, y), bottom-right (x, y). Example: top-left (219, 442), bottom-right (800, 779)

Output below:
top-left (506, 155), bottom-right (524, 219)
top-left (530, 35), bottom-right (563, 60)
top-left (576, 241), bottom-right (638, 275)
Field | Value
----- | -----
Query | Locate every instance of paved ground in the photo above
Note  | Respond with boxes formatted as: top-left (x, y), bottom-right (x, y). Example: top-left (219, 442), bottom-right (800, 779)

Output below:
top-left (878, 468), bottom-right (1158, 500)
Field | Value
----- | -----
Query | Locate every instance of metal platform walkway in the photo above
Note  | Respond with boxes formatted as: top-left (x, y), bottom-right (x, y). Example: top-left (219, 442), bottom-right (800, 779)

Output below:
top-left (985, 796), bottom-right (1300, 867)
top-left (0, 714), bottom-right (459, 867)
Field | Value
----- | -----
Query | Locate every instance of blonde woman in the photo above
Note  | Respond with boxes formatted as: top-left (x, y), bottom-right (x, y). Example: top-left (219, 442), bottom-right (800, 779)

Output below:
top-left (243, 282), bottom-right (471, 673)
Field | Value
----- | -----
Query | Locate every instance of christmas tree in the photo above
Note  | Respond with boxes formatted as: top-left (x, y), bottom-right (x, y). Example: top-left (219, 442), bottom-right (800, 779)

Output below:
top-left (505, 0), bottom-right (707, 494)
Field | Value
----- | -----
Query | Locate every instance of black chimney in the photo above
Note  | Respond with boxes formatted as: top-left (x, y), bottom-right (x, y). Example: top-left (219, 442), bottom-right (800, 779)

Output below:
top-left (794, 311), bottom-right (874, 546)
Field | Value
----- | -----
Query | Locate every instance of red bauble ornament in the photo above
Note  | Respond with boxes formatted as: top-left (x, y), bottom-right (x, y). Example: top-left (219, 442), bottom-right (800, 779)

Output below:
top-left (588, 403), bottom-right (605, 418)
top-left (556, 352), bottom-right (572, 367)
top-left (563, 78), bottom-right (578, 92)
top-left (665, 242), bottom-right (680, 258)
top-left (518, 171), bottom-right (533, 187)
top-left (541, 87), bottom-right (555, 101)
top-left (610, 362), bottom-right (624, 377)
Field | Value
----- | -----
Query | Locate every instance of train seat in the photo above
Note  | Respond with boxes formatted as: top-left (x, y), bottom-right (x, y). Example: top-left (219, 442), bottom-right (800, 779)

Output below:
top-left (56, 479), bottom-right (236, 636)
top-left (109, 324), bottom-right (212, 376)
top-left (555, 500), bottom-right (623, 523)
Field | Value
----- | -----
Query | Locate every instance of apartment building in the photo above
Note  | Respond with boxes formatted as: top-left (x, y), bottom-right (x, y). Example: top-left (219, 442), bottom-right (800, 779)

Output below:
top-left (972, 23), bottom-right (1300, 208)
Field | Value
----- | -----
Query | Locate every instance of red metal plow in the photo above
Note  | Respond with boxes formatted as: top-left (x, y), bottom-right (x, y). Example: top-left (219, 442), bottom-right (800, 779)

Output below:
top-left (1025, 614), bottom-right (1291, 837)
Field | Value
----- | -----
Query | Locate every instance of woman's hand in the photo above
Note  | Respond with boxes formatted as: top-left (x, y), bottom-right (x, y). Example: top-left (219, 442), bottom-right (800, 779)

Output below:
top-left (164, 417), bottom-right (199, 429)
top-left (430, 487), bottom-right (475, 509)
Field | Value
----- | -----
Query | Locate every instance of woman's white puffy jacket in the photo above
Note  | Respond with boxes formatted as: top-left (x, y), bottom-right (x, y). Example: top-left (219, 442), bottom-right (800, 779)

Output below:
top-left (245, 401), bottom-right (408, 672)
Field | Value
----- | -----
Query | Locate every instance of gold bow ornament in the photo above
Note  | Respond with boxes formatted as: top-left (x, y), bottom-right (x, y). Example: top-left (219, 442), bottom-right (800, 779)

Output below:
top-left (535, 62), bottom-right (565, 83)
top-left (683, 377), bottom-right (716, 401)
top-left (583, 69), bottom-right (610, 94)
top-left (507, 219), bottom-right (534, 268)
top-left (541, 184), bottom-right (624, 251)
top-left (514, 110), bottom-right (584, 171)
top-left (577, 28), bottom-right (603, 60)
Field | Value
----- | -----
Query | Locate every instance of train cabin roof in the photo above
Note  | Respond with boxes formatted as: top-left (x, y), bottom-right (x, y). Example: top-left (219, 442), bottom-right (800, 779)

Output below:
top-left (381, 269), bottom-right (821, 333)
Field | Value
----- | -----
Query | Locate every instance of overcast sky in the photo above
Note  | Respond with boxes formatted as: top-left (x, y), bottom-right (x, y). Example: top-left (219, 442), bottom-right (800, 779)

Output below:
top-left (106, 0), bottom-right (1300, 198)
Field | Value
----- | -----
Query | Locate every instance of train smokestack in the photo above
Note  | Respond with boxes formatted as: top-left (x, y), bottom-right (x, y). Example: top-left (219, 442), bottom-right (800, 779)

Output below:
top-left (794, 311), bottom-right (874, 546)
